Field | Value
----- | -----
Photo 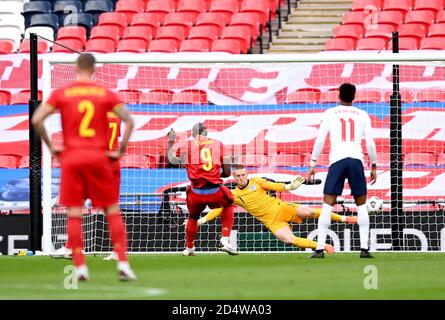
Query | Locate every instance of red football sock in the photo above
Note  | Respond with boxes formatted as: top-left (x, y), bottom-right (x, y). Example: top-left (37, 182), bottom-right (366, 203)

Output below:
top-left (186, 218), bottom-right (198, 249)
top-left (220, 206), bottom-right (234, 238)
top-left (67, 217), bottom-right (84, 267)
top-left (106, 213), bottom-right (128, 262)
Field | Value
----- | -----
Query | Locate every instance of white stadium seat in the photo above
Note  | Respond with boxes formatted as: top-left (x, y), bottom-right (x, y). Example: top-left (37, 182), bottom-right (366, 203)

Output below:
top-left (0, 26), bottom-right (22, 51)
top-left (0, 1), bottom-right (24, 15)
top-left (0, 14), bottom-right (25, 34)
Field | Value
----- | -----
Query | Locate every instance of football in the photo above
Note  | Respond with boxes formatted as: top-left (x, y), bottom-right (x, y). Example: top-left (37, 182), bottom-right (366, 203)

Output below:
top-left (366, 196), bottom-right (384, 214)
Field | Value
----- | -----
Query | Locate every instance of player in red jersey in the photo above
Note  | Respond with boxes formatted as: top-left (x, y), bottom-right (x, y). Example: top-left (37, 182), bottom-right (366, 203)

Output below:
top-left (167, 123), bottom-right (237, 256)
top-left (32, 53), bottom-right (136, 281)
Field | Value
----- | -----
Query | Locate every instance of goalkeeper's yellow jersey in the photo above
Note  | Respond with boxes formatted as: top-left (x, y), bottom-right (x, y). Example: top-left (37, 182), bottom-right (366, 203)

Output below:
top-left (232, 177), bottom-right (286, 220)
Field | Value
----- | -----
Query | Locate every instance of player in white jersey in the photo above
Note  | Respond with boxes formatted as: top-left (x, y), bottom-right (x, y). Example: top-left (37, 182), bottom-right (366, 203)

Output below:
top-left (307, 83), bottom-right (377, 258)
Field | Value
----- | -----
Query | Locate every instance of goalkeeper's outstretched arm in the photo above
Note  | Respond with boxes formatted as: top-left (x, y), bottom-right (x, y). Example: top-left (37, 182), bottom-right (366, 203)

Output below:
top-left (198, 208), bottom-right (223, 225)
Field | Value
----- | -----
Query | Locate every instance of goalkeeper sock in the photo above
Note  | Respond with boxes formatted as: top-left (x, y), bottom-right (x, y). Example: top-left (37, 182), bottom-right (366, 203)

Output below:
top-left (220, 206), bottom-right (234, 237)
top-left (186, 218), bottom-right (198, 249)
top-left (357, 204), bottom-right (370, 250)
top-left (107, 213), bottom-right (128, 262)
top-left (292, 237), bottom-right (317, 249)
top-left (313, 208), bottom-right (344, 222)
top-left (316, 203), bottom-right (332, 250)
top-left (67, 216), bottom-right (84, 267)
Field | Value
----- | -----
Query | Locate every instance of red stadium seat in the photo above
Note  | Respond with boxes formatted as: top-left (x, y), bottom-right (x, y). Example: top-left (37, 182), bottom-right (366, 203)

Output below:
top-left (364, 24), bottom-right (394, 41)
top-left (120, 154), bottom-right (152, 168)
top-left (147, 39), bottom-right (178, 52)
top-left (57, 26), bottom-right (87, 46)
top-left (0, 40), bottom-right (15, 54)
top-left (427, 24), bottom-right (445, 37)
top-left (10, 92), bottom-right (30, 105)
top-left (0, 90), bottom-right (11, 105)
top-left (85, 38), bottom-right (116, 53)
top-left (211, 39), bottom-right (241, 53)
top-left (382, 0), bottom-right (412, 14)
top-left (145, 0), bottom-right (176, 20)
top-left (188, 26), bottom-right (220, 44)
top-left (52, 38), bottom-right (84, 52)
top-left (324, 38), bottom-right (356, 51)
top-left (19, 39), bottom-right (49, 53)
top-left (342, 11), bottom-right (370, 27)
top-left (177, 0), bottom-right (208, 18)
top-left (18, 156), bottom-right (30, 168)
top-left (355, 89), bottom-right (382, 102)
top-left (229, 12), bottom-right (261, 39)
top-left (416, 88), bottom-right (445, 101)
top-left (196, 12), bottom-right (227, 32)
top-left (356, 37), bottom-right (387, 50)
top-left (404, 10), bottom-right (435, 30)
top-left (90, 25), bottom-right (121, 46)
top-left (117, 39), bottom-right (147, 53)
top-left (116, 0), bottom-right (145, 21)
top-left (117, 90), bottom-right (141, 103)
top-left (0, 155), bottom-right (18, 168)
top-left (382, 89), bottom-right (415, 102)
top-left (375, 11), bottom-right (404, 28)
top-left (352, 0), bottom-right (382, 11)
top-left (131, 12), bottom-right (162, 30)
top-left (420, 37), bottom-right (445, 49)
top-left (139, 90), bottom-right (173, 104)
top-left (333, 25), bottom-right (365, 40)
top-left (172, 89), bottom-right (208, 104)
top-left (398, 24), bottom-right (426, 41)
top-left (286, 89), bottom-right (321, 103)
top-left (221, 25), bottom-right (252, 53)
top-left (387, 36), bottom-right (419, 49)
top-left (156, 26), bottom-right (188, 45)
top-left (123, 26), bottom-right (154, 45)
top-left (19, 89), bottom-right (42, 101)
top-left (163, 12), bottom-right (196, 34)
top-left (179, 39), bottom-right (210, 52)
top-left (240, 0), bottom-right (270, 26)
top-left (209, 0), bottom-right (239, 23)
top-left (404, 152), bottom-right (437, 165)
top-left (98, 12), bottom-right (129, 36)
top-left (436, 10), bottom-right (445, 23)
top-left (52, 156), bottom-right (61, 168)
top-left (304, 153), bottom-right (330, 166)
top-left (413, 0), bottom-right (442, 15)
top-left (319, 90), bottom-right (339, 103)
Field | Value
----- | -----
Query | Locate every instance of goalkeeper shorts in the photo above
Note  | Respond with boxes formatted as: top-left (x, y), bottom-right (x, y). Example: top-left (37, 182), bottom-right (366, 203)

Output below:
top-left (266, 202), bottom-right (302, 235)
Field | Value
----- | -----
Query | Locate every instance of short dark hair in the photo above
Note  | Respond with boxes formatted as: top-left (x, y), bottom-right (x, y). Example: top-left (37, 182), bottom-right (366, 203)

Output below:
top-left (339, 83), bottom-right (356, 103)
top-left (76, 53), bottom-right (96, 73)
top-left (192, 122), bottom-right (207, 138)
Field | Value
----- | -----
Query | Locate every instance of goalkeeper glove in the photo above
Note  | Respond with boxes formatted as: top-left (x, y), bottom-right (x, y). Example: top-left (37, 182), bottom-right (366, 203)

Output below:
top-left (285, 175), bottom-right (305, 191)
top-left (197, 217), bottom-right (207, 226)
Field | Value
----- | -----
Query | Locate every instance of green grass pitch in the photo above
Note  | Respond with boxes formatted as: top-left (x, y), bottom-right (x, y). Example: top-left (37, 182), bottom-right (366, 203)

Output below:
top-left (0, 253), bottom-right (444, 300)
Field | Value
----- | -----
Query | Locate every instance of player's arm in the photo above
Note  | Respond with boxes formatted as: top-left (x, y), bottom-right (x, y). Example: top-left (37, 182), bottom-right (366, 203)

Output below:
top-left (258, 177), bottom-right (305, 192)
top-left (166, 128), bottom-right (185, 165)
top-left (364, 114), bottom-right (377, 185)
top-left (108, 104), bottom-right (134, 160)
top-left (31, 103), bottom-right (61, 156)
top-left (307, 112), bottom-right (329, 179)
top-left (198, 207), bottom-right (223, 225)
top-left (221, 155), bottom-right (232, 178)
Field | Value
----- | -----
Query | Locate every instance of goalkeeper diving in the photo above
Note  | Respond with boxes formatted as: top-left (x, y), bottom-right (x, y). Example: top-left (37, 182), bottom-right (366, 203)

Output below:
top-left (198, 165), bottom-right (357, 254)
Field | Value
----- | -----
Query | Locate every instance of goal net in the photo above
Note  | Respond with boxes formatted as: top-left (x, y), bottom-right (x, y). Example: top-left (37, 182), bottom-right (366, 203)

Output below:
top-left (41, 52), bottom-right (445, 254)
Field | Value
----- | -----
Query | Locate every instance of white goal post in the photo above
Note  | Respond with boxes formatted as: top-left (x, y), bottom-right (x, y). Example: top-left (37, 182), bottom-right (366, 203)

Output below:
top-left (41, 52), bottom-right (445, 254)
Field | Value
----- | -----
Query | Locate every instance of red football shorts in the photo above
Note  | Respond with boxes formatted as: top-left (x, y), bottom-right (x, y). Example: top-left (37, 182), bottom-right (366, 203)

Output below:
top-left (186, 185), bottom-right (234, 219)
top-left (59, 150), bottom-right (118, 208)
